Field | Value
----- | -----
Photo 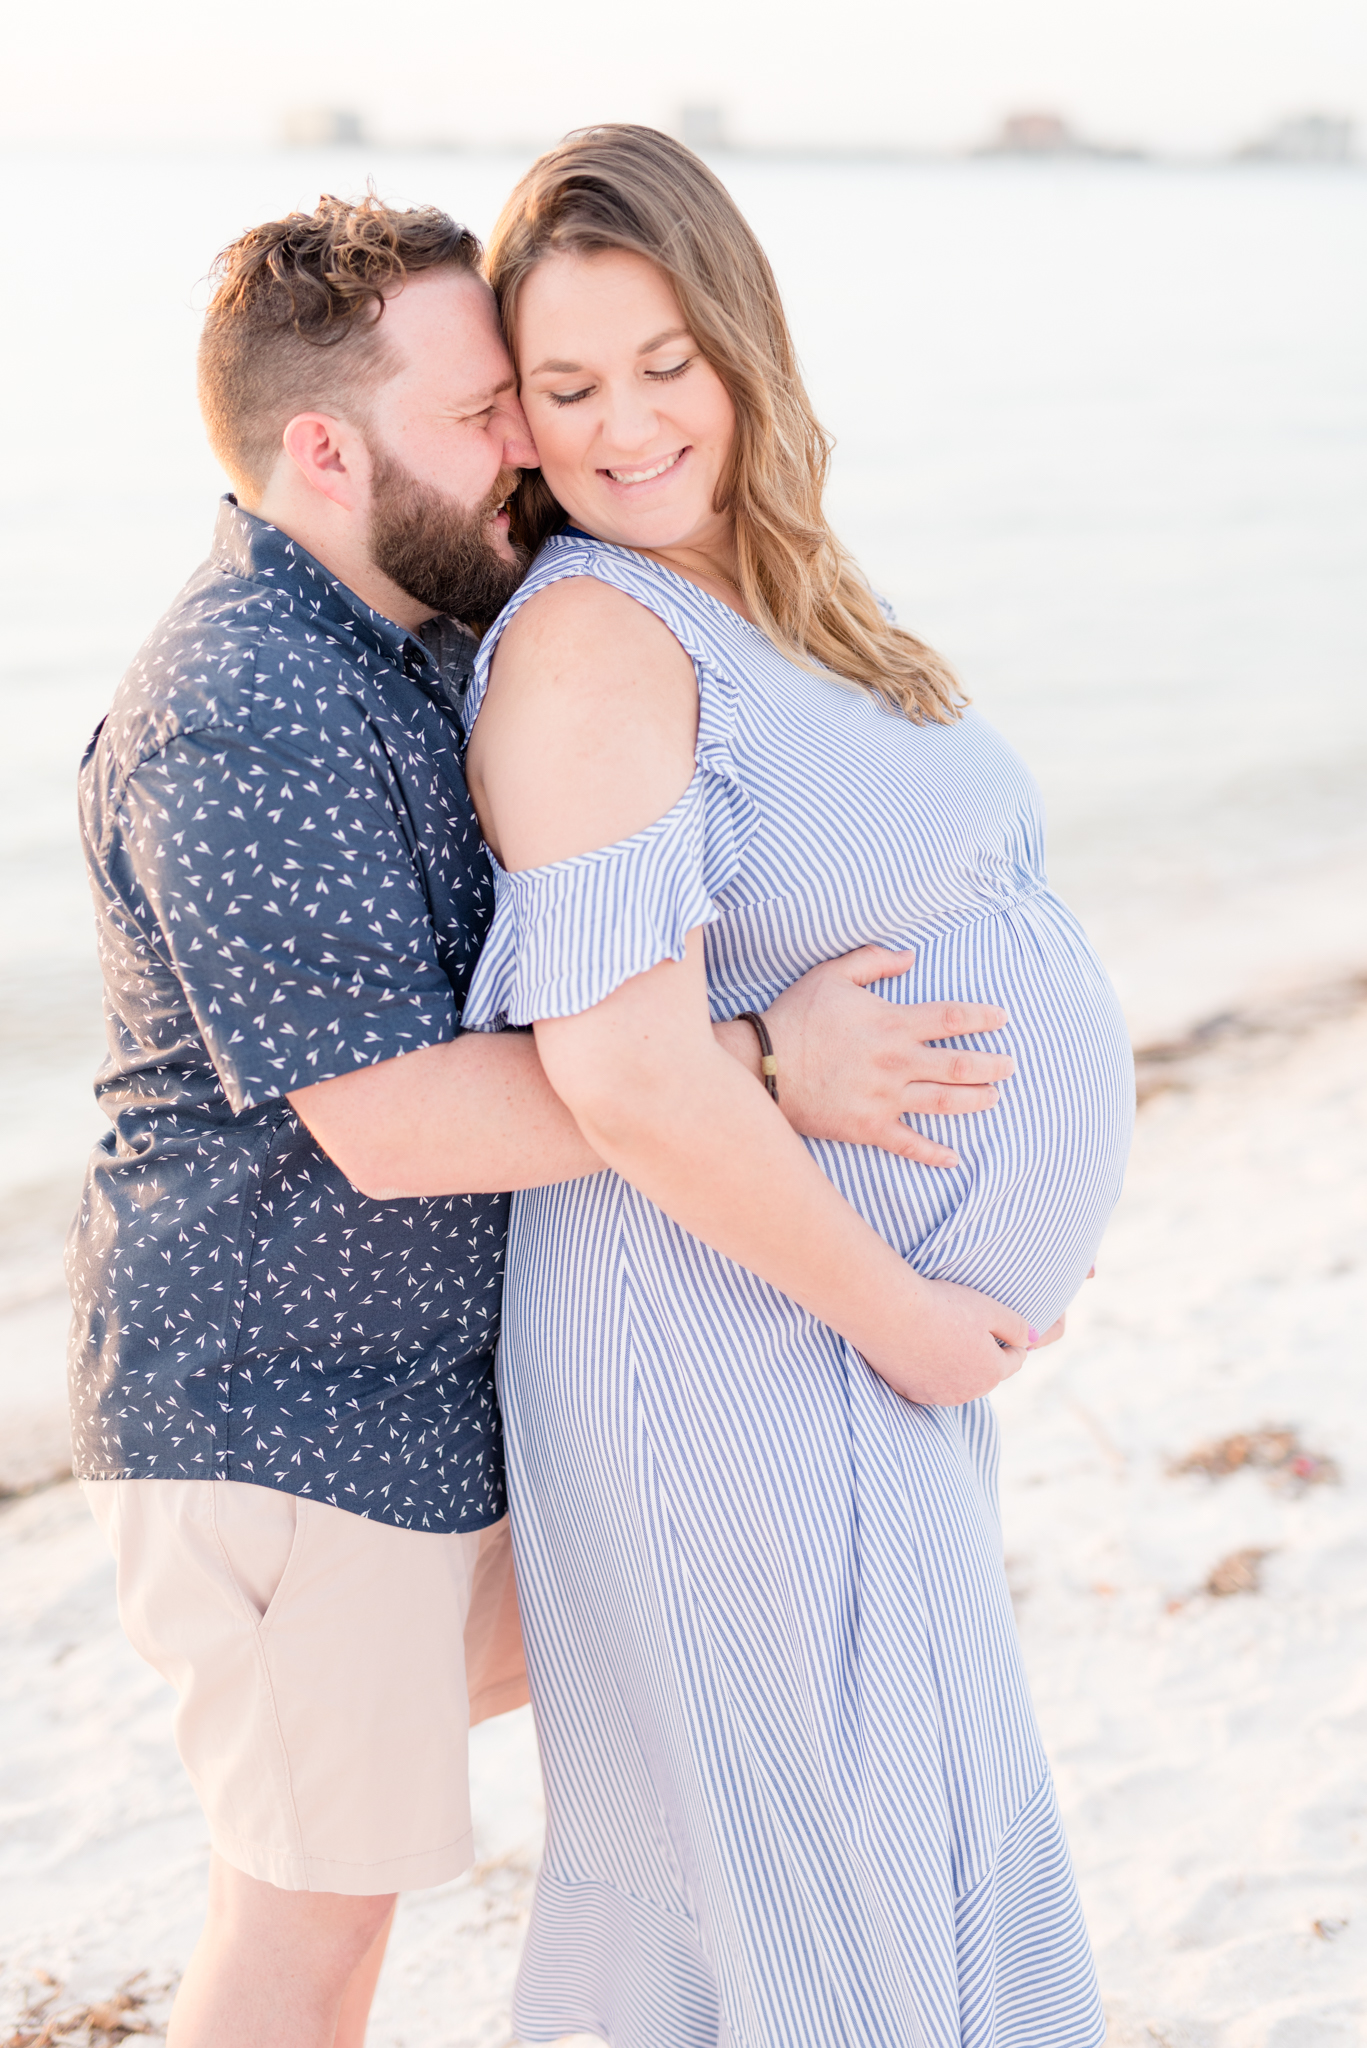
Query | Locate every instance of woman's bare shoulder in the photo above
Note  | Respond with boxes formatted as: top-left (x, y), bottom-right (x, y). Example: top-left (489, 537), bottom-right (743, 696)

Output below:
top-left (470, 570), bottom-right (700, 871)
top-left (490, 571), bottom-right (694, 713)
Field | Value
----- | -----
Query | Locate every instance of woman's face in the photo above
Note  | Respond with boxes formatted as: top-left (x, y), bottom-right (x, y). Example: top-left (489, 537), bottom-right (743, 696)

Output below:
top-left (515, 248), bottom-right (737, 557)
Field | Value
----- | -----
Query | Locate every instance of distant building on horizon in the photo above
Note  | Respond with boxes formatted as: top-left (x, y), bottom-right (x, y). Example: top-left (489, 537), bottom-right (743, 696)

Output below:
top-left (986, 112), bottom-right (1080, 156)
top-left (680, 105), bottom-right (728, 154)
top-left (978, 110), bottom-right (1145, 161)
top-left (281, 108), bottom-right (365, 149)
top-left (1235, 113), bottom-right (1355, 164)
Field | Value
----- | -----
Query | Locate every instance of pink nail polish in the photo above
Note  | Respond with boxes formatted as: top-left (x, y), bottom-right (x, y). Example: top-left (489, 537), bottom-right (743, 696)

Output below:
top-left (1028, 1326), bottom-right (1040, 1345)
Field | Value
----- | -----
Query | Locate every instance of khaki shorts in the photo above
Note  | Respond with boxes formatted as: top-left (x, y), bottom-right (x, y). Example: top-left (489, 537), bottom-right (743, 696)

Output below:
top-left (84, 1477), bottom-right (529, 1896)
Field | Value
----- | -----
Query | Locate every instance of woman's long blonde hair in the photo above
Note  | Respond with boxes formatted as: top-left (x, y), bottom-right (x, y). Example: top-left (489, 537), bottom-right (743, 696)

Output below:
top-left (486, 125), bottom-right (964, 726)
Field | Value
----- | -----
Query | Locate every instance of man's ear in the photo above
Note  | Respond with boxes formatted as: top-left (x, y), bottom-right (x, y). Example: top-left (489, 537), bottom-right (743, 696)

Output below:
top-left (280, 412), bottom-right (371, 511)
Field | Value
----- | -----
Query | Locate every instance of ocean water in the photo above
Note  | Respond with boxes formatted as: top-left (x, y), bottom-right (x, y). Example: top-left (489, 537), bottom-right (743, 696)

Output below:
top-left (1, 147), bottom-right (1364, 1215)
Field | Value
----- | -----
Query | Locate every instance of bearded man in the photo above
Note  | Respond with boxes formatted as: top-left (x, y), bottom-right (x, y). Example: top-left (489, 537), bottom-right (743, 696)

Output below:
top-left (68, 193), bottom-right (1016, 2046)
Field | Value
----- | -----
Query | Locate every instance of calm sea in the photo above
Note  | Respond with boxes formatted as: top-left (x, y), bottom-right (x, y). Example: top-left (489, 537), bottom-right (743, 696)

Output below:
top-left (2, 147), bottom-right (1364, 1214)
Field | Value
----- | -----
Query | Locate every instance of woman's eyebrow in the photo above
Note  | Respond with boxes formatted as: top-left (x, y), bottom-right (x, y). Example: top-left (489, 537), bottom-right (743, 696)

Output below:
top-left (638, 327), bottom-right (690, 355)
top-left (526, 329), bottom-right (692, 378)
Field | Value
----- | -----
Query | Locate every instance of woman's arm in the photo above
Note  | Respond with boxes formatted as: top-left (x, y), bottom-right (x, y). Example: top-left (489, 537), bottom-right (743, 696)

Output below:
top-left (468, 577), bottom-right (1032, 1404)
top-left (538, 933), bottom-right (1029, 1402)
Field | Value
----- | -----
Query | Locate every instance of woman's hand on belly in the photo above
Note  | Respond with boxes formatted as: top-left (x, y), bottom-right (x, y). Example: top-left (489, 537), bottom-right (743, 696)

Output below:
top-left (874, 1277), bottom-right (1036, 1405)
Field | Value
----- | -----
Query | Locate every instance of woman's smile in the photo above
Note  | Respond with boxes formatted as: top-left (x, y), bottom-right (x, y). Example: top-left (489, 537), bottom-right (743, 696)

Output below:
top-left (602, 446), bottom-right (689, 487)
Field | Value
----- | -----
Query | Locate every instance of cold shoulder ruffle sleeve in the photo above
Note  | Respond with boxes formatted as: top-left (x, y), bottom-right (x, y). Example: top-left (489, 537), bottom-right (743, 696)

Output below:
top-left (457, 536), bottom-right (758, 1029)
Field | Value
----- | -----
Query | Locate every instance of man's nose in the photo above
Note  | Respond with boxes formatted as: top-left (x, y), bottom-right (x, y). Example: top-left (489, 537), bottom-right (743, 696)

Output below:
top-left (498, 395), bottom-right (538, 470)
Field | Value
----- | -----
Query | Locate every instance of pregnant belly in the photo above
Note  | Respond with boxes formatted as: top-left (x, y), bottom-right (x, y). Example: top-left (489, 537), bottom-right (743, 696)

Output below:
top-left (811, 890), bottom-right (1135, 1329)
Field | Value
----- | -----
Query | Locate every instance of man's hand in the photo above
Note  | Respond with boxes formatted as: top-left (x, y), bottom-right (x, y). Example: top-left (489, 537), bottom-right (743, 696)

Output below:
top-left (761, 945), bottom-right (1014, 1168)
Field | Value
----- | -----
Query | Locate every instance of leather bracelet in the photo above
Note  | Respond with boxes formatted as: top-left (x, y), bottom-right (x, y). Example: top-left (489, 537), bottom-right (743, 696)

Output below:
top-left (735, 1010), bottom-right (779, 1103)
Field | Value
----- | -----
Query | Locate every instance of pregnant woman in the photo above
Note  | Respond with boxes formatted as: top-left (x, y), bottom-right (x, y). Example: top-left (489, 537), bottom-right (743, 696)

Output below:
top-left (462, 126), bottom-right (1133, 2047)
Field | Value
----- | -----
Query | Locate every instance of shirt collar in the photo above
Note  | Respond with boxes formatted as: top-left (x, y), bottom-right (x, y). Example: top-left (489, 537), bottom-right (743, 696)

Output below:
top-left (211, 495), bottom-right (439, 684)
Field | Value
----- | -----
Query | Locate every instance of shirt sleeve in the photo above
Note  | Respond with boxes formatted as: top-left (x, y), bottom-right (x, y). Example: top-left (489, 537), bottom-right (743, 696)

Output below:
top-left (460, 762), bottom-right (756, 1029)
top-left (117, 726), bottom-right (459, 1111)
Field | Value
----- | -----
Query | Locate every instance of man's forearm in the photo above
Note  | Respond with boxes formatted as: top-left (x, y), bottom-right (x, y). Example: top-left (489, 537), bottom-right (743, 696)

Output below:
top-left (290, 1019), bottom-right (767, 1200)
top-left (288, 1031), bottom-right (603, 1198)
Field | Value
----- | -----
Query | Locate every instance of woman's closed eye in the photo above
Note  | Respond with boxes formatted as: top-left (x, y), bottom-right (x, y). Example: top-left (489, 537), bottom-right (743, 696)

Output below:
top-left (544, 357), bottom-right (695, 408)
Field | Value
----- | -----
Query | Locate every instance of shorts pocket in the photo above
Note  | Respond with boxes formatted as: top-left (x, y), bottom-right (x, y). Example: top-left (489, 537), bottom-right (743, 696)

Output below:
top-left (210, 1481), bottom-right (301, 1625)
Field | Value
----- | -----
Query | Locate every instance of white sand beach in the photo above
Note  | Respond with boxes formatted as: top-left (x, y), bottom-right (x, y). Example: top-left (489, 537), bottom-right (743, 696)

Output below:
top-left (2, 976), bottom-right (1363, 2046)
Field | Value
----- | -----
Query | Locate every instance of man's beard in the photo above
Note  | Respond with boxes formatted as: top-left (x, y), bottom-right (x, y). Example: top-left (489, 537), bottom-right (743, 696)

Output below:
top-left (368, 447), bottom-right (527, 629)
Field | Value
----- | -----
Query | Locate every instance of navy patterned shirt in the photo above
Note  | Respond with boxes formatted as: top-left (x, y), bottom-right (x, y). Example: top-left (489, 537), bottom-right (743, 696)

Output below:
top-left (66, 499), bottom-right (509, 1531)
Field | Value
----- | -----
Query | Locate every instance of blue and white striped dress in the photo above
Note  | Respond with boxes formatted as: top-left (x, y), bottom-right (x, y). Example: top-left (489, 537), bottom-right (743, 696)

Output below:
top-left (461, 532), bottom-right (1132, 2048)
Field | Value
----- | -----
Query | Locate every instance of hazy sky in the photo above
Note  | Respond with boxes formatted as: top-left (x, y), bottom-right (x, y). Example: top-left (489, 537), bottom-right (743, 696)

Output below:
top-left (7, 0), bottom-right (1366, 156)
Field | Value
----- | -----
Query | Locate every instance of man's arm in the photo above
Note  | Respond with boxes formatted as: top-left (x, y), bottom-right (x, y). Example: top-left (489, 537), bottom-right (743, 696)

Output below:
top-left (119, 728), bottom-right (1007, 1200)
top-left (289, 945), bottom-right (1014, 1196)
top-left (289, 1030), bottom-right (600, 1197)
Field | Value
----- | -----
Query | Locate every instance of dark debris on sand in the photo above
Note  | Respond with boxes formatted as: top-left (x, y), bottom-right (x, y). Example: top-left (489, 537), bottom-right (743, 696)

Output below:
top-left (1169, 1427), bottom-right (1339, 1492)
top-left (3, 1972), bottom-right (162, 2047)
top-left (1132, 971), bottom-right (1367, 1106)
top-left (1165, 1543), bottom-right (1278, 1611)
top-left (1204, 1547), bottom-right (1274, 1598)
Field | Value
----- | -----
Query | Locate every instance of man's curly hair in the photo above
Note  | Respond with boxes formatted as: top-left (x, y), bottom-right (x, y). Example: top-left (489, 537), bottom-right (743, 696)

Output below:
top-left (198, 191), bottom-right (481, 495)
